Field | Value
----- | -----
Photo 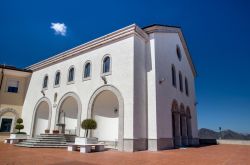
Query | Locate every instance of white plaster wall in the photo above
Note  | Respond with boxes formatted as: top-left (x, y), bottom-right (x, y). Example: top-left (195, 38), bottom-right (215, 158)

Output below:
top-left (93, 116), bottom-right (118, 141)
top-left (22, 36), bottom-right (135, 139)
top-left (153, 32), bottom-right (198, 139)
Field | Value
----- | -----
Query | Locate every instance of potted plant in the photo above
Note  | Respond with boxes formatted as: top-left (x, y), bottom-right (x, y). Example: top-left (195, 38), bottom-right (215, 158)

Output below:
top-left (10, 118), bottom-right (27, 139)
top-left (52, 130), bottom-right (59, 134)
top-left (75, 119), bottom-right (98, 145)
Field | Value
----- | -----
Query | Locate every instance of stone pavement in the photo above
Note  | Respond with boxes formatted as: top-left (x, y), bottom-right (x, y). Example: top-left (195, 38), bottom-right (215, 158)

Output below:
top-left (0, 143), bottom-right (249, 165)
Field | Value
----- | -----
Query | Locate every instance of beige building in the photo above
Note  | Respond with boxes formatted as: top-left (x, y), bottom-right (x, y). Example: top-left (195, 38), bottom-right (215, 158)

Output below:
top-left (0, 65), bottom-right (32, 140)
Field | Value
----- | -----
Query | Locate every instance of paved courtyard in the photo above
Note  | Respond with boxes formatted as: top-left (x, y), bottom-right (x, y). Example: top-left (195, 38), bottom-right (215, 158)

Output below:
top-left (0, 143), bottom-right (250, 165)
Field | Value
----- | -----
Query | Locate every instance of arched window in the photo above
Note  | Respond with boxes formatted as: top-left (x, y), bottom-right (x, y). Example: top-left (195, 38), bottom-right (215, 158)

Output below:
top-left (179, 72), bottom-right (183, 92)
top-left (172, 65), bottom-right (176, 87)
top-left (84, 62), bottom-right (91, 78)
top-left (185, 77), bottom-right (189, 96)
top-left (43, 75), bottom-right (48, 89)
top-left (68, 67), bottom-right (75, 82)
top-left (54, 71), bottom-right (60, 86)
top-left (102, 56), bottom-right (111, 73)
top-left (176, 45), bottom-right (182, 61)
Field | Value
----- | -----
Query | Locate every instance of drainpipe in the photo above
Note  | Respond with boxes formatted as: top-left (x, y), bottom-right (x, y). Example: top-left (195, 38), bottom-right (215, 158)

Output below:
top-left (0, 67), bottom-right (4, 91)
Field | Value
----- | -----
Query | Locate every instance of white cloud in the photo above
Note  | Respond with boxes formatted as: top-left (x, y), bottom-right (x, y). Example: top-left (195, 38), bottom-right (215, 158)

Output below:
top-left (50, 22), bottom-right (67, 36)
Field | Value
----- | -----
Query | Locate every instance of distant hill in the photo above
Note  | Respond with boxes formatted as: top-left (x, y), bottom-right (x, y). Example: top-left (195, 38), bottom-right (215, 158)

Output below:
top-left (199, 128), bottom-right (250, 140)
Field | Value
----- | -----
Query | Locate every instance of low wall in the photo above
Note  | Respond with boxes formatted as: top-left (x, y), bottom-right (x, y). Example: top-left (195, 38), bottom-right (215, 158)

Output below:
top-left (217, 139), bottom-right (250, 146)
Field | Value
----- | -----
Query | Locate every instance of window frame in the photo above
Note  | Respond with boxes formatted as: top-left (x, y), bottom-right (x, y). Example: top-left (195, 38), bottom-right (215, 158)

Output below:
top-left (5, 78), bottom-right (20, 94)
top-left (42, 75), bottom-right (49, 90)
top-left (176, 45), bottom-right (182, 61)
top-left (101, 55), bottom-right (112, 76)
top-left (83, 61), bottom-right (92, 81)
top-left (67, 66), bottom-right (75, 84)
top-left (185, 77), bottom-right (189, 96)
top-left (54, 70), bottom-right (61, 88)
top-left (0, 116), bottom-right (14, 133)
top-left (179, 71), bottom-right (183, 92)
top-left (171, 64), bottom-right (177, 88)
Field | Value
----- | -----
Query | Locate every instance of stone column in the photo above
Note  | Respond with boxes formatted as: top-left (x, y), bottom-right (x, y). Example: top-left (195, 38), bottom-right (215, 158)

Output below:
top-left (174, 112), bottom-right (181, 148)
top-left (181, 114), bottom-right (188, 146)
top-left (187, 116), bottom-right (193, 145)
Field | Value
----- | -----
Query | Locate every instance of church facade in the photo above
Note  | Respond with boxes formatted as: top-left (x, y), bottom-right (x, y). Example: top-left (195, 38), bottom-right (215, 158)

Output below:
top-left (21, 24), bottom-right (199, 152)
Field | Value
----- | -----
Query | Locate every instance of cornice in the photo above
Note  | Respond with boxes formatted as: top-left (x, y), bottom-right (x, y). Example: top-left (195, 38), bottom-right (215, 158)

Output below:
top-left (27, 24), bottom-right (148, 71)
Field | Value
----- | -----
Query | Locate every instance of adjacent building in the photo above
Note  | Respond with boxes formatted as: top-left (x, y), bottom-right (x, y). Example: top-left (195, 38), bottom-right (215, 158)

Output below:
top-left (0, 65), bottom-right (32, 140)
top-left (19, 24), bottom-right (198, 151)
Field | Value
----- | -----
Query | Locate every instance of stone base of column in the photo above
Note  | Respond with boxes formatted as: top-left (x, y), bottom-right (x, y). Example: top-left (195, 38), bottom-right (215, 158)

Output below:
top-left (174, 136), bottom-right (182, 148)
top-left (181, 136), bottom-right (189, 146)
top-left (123, 138), bottom-right (147, 152)
top-left (148, 138), bottom-right (174, 151)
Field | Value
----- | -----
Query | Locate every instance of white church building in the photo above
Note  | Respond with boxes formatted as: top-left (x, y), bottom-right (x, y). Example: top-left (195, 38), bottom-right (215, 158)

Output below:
top-left (22, 24), bottom-right (199, 152)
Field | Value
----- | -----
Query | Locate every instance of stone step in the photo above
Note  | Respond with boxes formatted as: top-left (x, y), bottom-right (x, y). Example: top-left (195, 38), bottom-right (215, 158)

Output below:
top-left (21, 140), bottom-right (67, 144)
top-left (15, 144), bottom-right (67, 148)
top-left (15, 133), bottom-right (69, 148)
top-left (18, 142), bottom-right (67, 146)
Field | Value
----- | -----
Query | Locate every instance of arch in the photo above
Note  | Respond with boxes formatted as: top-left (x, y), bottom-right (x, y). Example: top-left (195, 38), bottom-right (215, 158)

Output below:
top-left (87, 85), bottom-right (124, 151)
top-left (101, 55), bottom-right (112, 74)
top-left (55, 92), bottom-right (82, 136)
top-left (171, 100), bottom-right (181, 148)
top-left (31, 97), bottom-right (52, 136)
top-left (180, 104), bottom-right (188, 146)
top-left (0, 108), bottom-right (19, 133)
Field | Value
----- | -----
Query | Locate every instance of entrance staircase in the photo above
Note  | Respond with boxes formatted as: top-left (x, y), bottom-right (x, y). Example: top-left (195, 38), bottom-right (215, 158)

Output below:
top-left (15, 134), bottom-right (69, 148)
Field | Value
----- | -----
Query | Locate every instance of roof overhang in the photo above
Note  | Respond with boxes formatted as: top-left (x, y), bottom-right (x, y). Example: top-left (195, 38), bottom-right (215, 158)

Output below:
top-left (143, 25), bottom-right (197, 77)
top-left (27, 24), bottom-right (148, 71)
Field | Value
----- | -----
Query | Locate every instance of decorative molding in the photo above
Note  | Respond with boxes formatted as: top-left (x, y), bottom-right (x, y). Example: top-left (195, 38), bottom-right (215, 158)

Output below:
top-left (27, 24), bottom-right (148, 71)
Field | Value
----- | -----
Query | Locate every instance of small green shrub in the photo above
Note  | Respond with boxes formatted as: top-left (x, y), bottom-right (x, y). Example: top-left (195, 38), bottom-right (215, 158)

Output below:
top-left (15, 118), bottom-right (24, 133)
top-left (81, 119), bottom-right (97, 137)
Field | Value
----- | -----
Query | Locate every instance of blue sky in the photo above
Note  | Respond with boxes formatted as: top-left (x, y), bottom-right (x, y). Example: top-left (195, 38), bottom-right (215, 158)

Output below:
top-left (0, 0), bottom-right (249, 133)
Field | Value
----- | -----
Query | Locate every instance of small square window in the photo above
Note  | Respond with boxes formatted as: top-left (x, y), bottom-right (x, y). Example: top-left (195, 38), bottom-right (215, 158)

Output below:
top-left (6, 79), bottom-right (19, 93)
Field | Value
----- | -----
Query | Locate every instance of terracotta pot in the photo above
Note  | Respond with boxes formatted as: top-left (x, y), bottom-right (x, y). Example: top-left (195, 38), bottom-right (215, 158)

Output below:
top-left (45, 129), bottom-right (50, 134)
top-left (53, 130), bottom-right (59, 134)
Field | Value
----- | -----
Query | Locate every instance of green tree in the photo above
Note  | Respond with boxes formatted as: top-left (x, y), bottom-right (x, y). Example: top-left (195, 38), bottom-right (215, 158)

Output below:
top-left (15, 118), bottom-right (24, 133)
top-left (81, 119), bottom-right (97, 137)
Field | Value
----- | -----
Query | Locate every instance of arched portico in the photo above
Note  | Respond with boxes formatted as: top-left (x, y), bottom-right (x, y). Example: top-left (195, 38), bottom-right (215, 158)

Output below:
top-left (31, 97), bottom-right (52, 136)
top-left (171, 100), bottom-right (181, 148)
top-left (87, 85), bottom-right (124, 151)
top-left (180, 104), bottom-right (188, 146)
top-left (55, 92), bottom-right (82, 136)
top-left (186, 107), bottom-right (192, 145)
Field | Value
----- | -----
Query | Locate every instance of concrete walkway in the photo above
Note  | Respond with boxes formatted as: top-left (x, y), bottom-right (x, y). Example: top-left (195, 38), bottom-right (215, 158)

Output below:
top-left (0, 143), bottom-right (250, 165)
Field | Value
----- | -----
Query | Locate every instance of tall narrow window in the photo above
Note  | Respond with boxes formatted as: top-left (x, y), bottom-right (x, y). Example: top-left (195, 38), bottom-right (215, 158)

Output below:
top-left (84, 62), bottom-right (91, 78)
top-left (179, 72), bottom-right (183, 92)
top-left (185, 77), bottom-right (189, 96)
top-left (176, 45), bottom-right (182, 61)
top-left (54, 72), bottom-right (60, 86)
top-left (172, 65), bottom-right (176, 87)
top-left (68, 67), bottom-right (75, 82)
top-left (43, 75), bottom-right (48, 89)
top-left (103, 56), bottom-right (110, 73)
